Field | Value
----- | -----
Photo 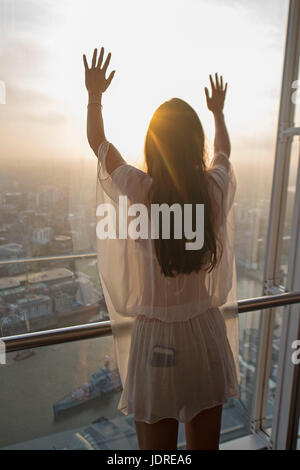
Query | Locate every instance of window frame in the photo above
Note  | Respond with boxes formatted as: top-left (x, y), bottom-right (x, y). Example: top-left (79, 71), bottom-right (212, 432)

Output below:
top-left (249, 0), bottom-right (300, 450)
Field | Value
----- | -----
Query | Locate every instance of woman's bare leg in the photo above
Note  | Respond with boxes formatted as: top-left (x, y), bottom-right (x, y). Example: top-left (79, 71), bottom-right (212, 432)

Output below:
top-left (185, 405), bottom-right (223, 450)
top-left (135, 418), bottom-right (179, 450)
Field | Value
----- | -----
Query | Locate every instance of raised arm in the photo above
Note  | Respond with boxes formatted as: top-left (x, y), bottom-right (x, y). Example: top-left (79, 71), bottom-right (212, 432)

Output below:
top-left (205, 74), bottom-right (231, 161)
top-left (83, 47), bottom-right (125, 174)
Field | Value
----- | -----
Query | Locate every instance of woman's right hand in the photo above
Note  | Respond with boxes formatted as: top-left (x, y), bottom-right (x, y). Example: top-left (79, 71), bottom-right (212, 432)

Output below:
top-left (205, 73), bottom-right (228, 115)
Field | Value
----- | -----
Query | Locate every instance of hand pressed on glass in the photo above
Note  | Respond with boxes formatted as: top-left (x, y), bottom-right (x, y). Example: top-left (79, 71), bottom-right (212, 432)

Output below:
top-left (205, 73), bottom-right (228, 116)
top-left (83, 47), bottom-right (116, 97)
top-left (205, 73), bottom-right (231, 158)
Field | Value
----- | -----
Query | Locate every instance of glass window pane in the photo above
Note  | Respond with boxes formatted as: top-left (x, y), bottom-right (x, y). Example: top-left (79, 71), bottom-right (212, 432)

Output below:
top-left (262, 308), bottom-right (300, 446)
top-left (263, 306), bottom-right (285, 435)
top-left (0, 0), bottom-right (290, 446)
top-left (294, 62), bottom-right (300, 127)
top-left (0, 337), bottom-right (132, 449)
top-left (0, 257), bottom-right (108, 336)
top-left (279, 139), bottom-right (300, 288)
top-left (220, 310), bottom-right (261, 441)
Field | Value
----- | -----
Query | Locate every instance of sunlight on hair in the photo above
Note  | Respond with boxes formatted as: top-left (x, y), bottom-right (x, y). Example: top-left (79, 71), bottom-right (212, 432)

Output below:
top-left (149, 128), bottom-right (184, 197)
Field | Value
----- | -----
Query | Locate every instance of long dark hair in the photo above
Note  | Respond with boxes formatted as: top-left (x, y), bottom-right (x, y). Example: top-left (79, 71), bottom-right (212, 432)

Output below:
top-left (144, 98), bottom-right (222, 277)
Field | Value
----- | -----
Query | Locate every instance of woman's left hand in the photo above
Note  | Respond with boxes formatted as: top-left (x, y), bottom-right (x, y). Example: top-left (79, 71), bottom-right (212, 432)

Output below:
top-left (83, 47), bottom-right (115, 95)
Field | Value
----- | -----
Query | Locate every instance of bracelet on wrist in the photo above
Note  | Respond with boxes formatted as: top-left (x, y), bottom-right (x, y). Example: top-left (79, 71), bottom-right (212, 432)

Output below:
top-left (88, 102), bottom-right (103, 109)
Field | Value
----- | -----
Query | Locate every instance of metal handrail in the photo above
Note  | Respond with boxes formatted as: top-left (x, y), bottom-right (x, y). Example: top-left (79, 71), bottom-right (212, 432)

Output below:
top-left (0, 252), bottom-right (97, 266)
top-left (237, 290), bottom-right (300, 313)
top-left (2, 291), bottom-right (300, 353)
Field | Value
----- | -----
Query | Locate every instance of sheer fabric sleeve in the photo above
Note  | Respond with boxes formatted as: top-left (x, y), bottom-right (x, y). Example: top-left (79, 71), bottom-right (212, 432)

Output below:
top-left (96, 140), bottom-right (151, 386)
top-left (208, 152), bottom-right (236, 219)
top-left (208, 152), bottom-right (240, 382)
top-left (97, 139), bottom-right (151, 204)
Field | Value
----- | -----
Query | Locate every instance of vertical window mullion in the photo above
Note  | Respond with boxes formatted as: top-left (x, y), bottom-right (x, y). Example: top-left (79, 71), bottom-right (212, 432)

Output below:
top-left (251, 0), bottom-right (300, 442)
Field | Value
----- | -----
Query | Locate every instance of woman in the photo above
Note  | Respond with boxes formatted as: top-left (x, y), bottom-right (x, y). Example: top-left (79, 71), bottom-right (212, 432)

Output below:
top-left (83, 47), bottom-right (240, 450)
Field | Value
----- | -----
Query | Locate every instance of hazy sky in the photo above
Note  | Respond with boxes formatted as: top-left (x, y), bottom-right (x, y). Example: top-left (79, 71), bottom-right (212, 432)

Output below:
top-left (0, 0), bottom-right (290, 168)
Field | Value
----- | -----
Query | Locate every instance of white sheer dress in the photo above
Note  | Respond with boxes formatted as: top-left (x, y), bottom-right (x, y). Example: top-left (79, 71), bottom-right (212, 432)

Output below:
top-left (96, 140), bottom-right (240, 424)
